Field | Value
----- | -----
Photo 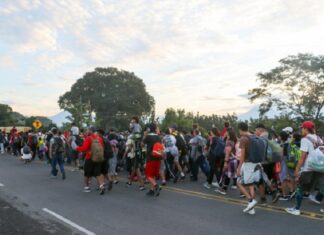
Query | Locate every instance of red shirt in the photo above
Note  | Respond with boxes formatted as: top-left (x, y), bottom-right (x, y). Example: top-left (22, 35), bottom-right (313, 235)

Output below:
top-left (221, 127), bottom-right (227, 138)
top-left (76, 133), bottom-right (104, 160)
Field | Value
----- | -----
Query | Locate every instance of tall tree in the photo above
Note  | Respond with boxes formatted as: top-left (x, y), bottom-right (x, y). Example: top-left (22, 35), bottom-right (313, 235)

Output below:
top-left (249, 53), bottom-right (324, 121)
top-left (58, 67), bottom-right (155, 130)
top-left (0, 104), bottom-right (13, 126)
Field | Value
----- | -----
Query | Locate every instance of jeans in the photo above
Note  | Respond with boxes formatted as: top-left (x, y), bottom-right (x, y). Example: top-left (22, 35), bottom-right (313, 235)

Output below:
top-left (207, 157), bottom-right (224, 185)
top-left (190, 155), bottom-right (210, 180)
top-left (51, 152), bottom-right (65, 176)
top-left (0, 143), bottom-right (4, 154)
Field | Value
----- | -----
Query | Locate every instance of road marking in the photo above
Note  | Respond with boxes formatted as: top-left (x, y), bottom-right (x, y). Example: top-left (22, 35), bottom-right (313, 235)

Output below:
top-left (33, 158), bottom-right (323, 221)
top-left (164, 186), bottom-right (324, 221)
top-left (42, 208), bottom-right (96, 235)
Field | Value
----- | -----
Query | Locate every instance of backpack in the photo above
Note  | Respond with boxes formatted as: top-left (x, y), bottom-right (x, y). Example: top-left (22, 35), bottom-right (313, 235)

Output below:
top-left (286, 143), bottom-right (301, 169)
top-left (247, 135), bottom-right (267, 163)
top-left (304, 136), bottom-right (324, 173)
top-left (103, 138), bottom-right (114, 160)
top-left (14, 136), bottom-right (20, 144)
top-left (265, 139), bottom-right (283, 163)
top-left (175, 134), bottom-right (187, 156)
top-left (90, 136), bottom-right (104, 162)
top-left (32, 135), bottom-right (38, 146)
top-left (23, 145), bottom-right (31, 155)
top-left (152, 142), bottom-right (164, 158)
top-left (53, 137), bottom-right (64, 154)
top-left (209, 137), bottom-right (225, 159)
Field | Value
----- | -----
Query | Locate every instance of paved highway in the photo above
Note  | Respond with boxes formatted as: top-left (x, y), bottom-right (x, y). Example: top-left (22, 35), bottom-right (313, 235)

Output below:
top-left (0, 153), bottom-right (323, 235)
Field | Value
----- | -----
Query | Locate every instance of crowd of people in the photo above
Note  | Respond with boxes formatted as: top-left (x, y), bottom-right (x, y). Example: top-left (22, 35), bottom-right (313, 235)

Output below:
top-left (0, 118), bottom-right (323, 216)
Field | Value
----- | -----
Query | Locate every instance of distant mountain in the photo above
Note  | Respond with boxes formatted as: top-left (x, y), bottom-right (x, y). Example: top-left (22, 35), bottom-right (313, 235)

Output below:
top-left (49, 111), bottom-right (71, 126)
top-left (238, 105), bottom-right (277, 120)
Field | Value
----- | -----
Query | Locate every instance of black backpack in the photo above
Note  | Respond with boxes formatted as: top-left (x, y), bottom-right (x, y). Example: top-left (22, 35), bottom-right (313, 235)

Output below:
top-left (23, 145), bottom-right (31, 155)
top-left (210, 137), bottom-right (225, 159)
top-left (103, 138), bottom-right (114, 160)
top-left (53, 137), bottom-right (64, 154)
top-left (175, 134), bottom-right (187, 156)
top-left (247, 135), bottom-right (267, 163)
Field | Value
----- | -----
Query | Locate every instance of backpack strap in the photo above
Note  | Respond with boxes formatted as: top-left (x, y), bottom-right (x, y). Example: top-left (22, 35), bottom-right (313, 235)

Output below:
top-left (306, 136), bottom-right (321, 149)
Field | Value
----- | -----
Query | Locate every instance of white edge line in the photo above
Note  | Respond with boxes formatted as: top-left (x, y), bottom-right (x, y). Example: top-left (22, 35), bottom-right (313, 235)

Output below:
top-left (42, 208), bottom-right (96, 235)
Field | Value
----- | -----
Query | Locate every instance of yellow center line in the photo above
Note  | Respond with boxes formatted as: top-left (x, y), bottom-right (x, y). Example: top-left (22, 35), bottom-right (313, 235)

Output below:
top-left (163, 186), bottom-right (324, 221)
top-left (34, 160), bottom-right (324, 221)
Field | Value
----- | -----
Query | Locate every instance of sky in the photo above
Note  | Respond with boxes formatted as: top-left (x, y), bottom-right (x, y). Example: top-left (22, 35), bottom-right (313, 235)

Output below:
top-left (1, 0), bottom-right (324, 118)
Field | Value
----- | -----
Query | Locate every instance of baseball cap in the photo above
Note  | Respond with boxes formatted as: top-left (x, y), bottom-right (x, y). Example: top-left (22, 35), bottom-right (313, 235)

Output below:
top-left (282, 127), bottom-right (293, 133)
top-left (300, 121), bottom-right (315, 129)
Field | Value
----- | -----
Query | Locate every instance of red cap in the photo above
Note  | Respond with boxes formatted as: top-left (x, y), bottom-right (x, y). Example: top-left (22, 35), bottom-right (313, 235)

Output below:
top-left (300, 121), bottom-right (315, 129)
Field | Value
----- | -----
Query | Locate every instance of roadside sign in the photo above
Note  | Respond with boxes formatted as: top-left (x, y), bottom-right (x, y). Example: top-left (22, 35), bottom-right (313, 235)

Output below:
top-left (32, 120), bottom-right (43, 129)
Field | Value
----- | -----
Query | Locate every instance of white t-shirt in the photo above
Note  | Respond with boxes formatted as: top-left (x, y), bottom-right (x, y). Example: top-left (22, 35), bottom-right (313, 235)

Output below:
top-left (71, 126), bottom-right (79, 136)
top-left (301, 134), bottom-right (323, 172)
top-left (300, 134), bottom-right (322, 154)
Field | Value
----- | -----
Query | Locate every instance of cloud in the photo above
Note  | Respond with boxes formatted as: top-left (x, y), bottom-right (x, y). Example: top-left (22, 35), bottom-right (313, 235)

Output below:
top-left (1, 0), bottom-right (324, 117)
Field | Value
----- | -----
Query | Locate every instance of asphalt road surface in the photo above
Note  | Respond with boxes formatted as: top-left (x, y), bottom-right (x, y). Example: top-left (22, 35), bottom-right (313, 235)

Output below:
top-left (0, 153), bottom-right (323, 235)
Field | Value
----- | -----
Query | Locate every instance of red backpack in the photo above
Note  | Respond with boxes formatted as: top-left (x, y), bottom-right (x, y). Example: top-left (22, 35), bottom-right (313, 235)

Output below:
top-left (152, 142), bottom-right (164, 158)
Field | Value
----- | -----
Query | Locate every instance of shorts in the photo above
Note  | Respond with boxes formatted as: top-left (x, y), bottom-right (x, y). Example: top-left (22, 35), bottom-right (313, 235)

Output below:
top-left (145, 160), bottom-right (161, 179)
top-left (238, 162), bottom-right (261, 185)
top-left (84, 159), bottom-right (103, 177)
top-left (101, 159), bottom-right (108, 175)
top-left (108, 155), bottom-right (117, 176)
top-left (299, 171), bottom-right (324, 192)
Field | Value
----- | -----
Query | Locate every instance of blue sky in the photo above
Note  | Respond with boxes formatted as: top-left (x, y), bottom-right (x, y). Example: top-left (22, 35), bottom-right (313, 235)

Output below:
top-left (1, 0), bottom-right (324, 117)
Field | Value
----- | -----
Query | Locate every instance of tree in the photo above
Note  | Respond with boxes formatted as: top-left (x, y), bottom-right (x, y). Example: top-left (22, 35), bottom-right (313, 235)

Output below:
top-left (0, 104), bottom-right (13, 126)
top-left (160, 108), bottom-right (239, 135)
top-left (249, 53), bottom-right (324, 121)
top-left (160, 108), bottom-right (194, 132)
top-left (58, 67), bottom-right (155, 130)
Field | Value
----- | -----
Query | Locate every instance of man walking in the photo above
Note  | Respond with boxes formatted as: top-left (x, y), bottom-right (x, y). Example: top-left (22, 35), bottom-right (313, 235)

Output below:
top-left (49, 128), bottom-right (66, 180)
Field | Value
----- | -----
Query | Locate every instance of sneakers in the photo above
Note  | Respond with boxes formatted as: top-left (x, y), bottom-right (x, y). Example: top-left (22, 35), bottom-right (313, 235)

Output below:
top-left (243, 199), bottom-right (257, 213)
top-left (99, 184), bottom-right (105, 195)
top-left (139, 186), bottom-right (146, 191)
top-left (161, 180), bottom-right (166, 186)
top-left (212, 182), bottom-right (220, 188)
top-left (309, 194), bottom-right (321, 205)
top-left (154, 184), bottom-right (162, 197)
top-left (248, 209), bottom-right (256, 215)
top-left (239, 193), bottom-right (246, 198)
top-left (285, 207), bottom-right (301, 216)
top-left (62, 173), bottom-right (66, 180)
top-left (84, 187), bottom-right (91, 193)
top-left (231, 185), bottom-right (238, 190)
top-left (289, 191), bottom-right (296, 200)
top-left (320, 209), bottom-right (324, 213)
top-left (113, 180), bottom-right (119, 184)
top-left (260, 198), bottom-right (267, 206)
top-left (146, 190), bottom-right (155, 196)
top-left (272, 190), bottom-right (281, 203)
top-left (279, 196), bottom-right (289, 201)
top-left (203, 182), bottom-right (211, 189)
top-left (215, 188), bottom-right (227, 195)
top-left (126, 182), bottom-right (132, 187)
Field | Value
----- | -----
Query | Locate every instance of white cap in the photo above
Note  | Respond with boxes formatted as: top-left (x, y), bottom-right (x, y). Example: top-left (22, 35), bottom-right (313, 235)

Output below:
top-left (282, 127), bottom-right (293, 133)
